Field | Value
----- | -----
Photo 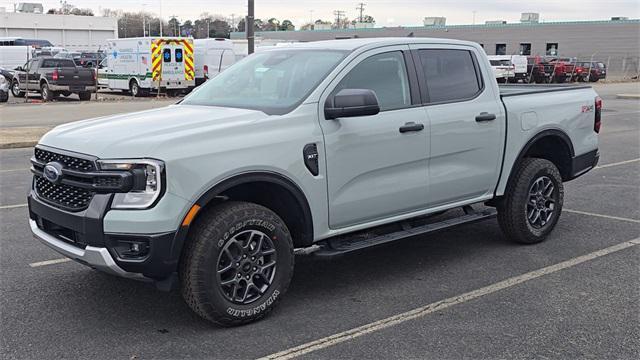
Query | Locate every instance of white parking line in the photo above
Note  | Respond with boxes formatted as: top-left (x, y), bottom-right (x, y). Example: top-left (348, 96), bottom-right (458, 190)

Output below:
top-left (29, 258), bottom-right (71, 267)
top-left (259, 238), bottom-right (640, 360)
top-left (0, 168), bottom-right (29, 173)
top-left (0, 203), bottom-right (27, 209)
top-left (595, 158), bottom-right (640, 169)
top-left (564, 209), bottom-right (640, 224)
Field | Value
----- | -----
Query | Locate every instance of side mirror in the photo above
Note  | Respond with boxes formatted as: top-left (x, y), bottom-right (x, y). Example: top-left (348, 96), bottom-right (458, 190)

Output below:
top-left (15, 66), bottom-right (23, 72)
top-left (325, 89), bottom-right (380, 120)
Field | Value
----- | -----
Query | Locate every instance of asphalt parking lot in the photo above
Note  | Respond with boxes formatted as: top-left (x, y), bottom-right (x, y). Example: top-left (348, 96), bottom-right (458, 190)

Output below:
top-left (0, 83), bottom-right (638, 359)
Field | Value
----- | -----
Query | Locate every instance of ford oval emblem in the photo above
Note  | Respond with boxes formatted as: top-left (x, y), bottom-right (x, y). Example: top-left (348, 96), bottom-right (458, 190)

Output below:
top-left (43, 162), bottom-right (63, 184)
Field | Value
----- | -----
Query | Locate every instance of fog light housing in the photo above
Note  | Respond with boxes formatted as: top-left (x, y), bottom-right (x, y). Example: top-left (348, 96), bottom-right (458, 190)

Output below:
top-left (112, 238), bottom-right (150, 259)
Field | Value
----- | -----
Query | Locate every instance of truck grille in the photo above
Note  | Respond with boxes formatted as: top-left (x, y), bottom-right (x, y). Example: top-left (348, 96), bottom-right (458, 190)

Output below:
top-left (34, 176), bottom-right (94, 211)
top-left (34, 148), bottom-right (95, 172)
top-left (32, 147), bottom-right (97, 211)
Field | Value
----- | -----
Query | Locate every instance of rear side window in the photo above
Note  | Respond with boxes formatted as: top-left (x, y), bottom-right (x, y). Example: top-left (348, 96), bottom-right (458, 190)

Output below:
top-left (175, 49), bottom-right (183, 63)
top-left (163, 48), bottom-right (171, 62)
top-left (334, 51), bottom-right (411, 111)
top-left (41, 59), bottom-right (56, 68)
top-left (56, 59), bottom-right (76, 68)
top-left (418, 49), bottom-right (482, 104)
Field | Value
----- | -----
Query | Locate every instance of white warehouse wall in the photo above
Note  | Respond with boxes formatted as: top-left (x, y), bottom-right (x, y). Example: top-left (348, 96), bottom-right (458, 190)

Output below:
top-left (0, 12), bottom-right (118, 51)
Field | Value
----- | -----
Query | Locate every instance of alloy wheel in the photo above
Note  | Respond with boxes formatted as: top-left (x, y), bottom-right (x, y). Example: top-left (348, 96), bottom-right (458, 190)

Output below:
top-left (526, 176), bottom-right (556, 229)
top-left (216, 230), bottom-right (277, 305)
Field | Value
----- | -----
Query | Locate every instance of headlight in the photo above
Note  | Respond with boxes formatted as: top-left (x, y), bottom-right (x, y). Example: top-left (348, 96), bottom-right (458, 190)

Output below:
top-left (97, 159), bottom-right (164, 209)
top-left (0, 75), bottom-right (6, 85)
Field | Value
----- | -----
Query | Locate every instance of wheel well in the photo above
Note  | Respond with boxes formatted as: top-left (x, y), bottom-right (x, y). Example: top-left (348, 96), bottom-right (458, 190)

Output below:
top-left (40, 79), bottom-right (47, 87)
top-left (129, 78), bottom-right (138, 88)
top-left (520, 135), bottom-right (572, 180)
top-left (189, 175), bottom-right (314, 249)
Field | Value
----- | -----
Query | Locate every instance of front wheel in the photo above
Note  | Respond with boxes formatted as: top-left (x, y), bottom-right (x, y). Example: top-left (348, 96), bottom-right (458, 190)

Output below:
top-left (180, 201), bottom-right (294, 326)
top-left (11, 80), bottom-right (25, 97)
top-left (41, 83), bottom-right (53, 101)
top-left (497, 158), bottom-right (564, 244)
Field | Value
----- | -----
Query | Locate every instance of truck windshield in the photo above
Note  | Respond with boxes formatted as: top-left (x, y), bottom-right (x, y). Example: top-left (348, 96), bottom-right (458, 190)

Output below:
top-left (182, 49), bottom-right (347, 115)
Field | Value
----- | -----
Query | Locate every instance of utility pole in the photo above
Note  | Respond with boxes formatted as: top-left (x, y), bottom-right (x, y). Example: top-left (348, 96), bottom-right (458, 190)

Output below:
top-left (247, 0), bottom-right (255, 54)
top-left (207, 19), bottom-right (210, 38)
top-left (230, 13), bottom-right (236, 32)
top-left (159, 0), bottom-right (163, 36)
top-left (333, 10), bottom-right (345, 29)
top-left (142, 3), bottom-right (146, 37)
top-left (170, 15), bottom-right (178, 36)
top-left (356, 2), bottom-right (366, 23)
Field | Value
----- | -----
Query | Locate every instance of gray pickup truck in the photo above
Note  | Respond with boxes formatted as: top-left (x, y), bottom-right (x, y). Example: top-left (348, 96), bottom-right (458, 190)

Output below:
top-left (28, 38), bottom-right (601, 326)
top-left (11, 57), bottom-right (95, 101)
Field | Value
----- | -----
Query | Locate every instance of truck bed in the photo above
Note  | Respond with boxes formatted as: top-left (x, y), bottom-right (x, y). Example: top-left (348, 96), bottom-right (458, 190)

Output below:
top-left (499, 84), bottom-right (592, 97)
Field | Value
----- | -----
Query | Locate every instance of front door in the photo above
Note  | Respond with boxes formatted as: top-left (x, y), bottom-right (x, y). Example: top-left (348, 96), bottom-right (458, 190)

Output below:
top-left (410, 45), bottom-right (505, 206)
top-left (319, 46), bottom-right (430, 228)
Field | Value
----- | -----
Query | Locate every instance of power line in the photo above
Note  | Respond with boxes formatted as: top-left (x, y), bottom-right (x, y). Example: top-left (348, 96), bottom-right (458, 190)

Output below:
top-left (356, 2), bottom-right (366, 23)
top-left (333, 10), bottom-right (345, 29)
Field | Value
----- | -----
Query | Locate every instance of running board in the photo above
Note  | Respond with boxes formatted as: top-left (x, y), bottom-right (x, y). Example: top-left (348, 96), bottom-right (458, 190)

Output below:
top-left (313, 207), bottom-right (497, 257)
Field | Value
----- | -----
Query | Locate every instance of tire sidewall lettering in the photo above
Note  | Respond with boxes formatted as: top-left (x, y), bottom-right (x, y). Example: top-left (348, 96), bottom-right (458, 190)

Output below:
top-left (218, 219), bottom-right (276, 248)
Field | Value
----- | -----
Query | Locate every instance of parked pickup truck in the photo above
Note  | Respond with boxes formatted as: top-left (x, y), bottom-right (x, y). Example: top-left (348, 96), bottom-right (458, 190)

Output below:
top-left (28, 38), bottom-right (601, 326)
top-left (11, 57), bottom-right (95, 101)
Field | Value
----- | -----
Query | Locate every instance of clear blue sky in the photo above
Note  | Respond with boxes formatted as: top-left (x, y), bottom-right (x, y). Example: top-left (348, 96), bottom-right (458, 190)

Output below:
top-left (2, 0), bottom-right (639, 26)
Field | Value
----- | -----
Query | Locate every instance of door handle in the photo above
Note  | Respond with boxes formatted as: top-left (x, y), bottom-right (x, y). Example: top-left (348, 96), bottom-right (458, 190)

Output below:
top-left (476, 112), bottom-right (496, 122)
top-left (399, 122), bottom-right (424, 133)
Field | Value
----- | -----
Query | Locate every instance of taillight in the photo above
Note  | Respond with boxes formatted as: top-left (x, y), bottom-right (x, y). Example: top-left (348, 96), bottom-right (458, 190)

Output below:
top-left (52, 69), bottom-right (58, 81)
top-left (203, 65), bottom-right (209, 77)
top-left (594, 96), bottom-right (602, 133)
top-left (93, 69), bottom-right (97, 81)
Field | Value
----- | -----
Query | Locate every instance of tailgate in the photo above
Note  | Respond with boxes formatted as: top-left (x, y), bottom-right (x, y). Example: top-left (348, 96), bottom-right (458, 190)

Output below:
top-left (56, 68), bottom-right (94, 89)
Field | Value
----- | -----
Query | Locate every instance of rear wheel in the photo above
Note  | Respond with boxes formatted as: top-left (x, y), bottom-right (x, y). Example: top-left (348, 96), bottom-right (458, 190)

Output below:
top-left (11, 80), bottom-right (25, 97)
top-left (0, 90), bottom-right (8, 102)
top-left (41, 83), bottom-right (53, 102)
top-left (129, 79), bottom-right (146, 97)
top-left (78, 91), bottom-right (91, 101)
top-left (497, 158), bottom-right (564, 244)
top-left (180, 201), bottom-right (294, 326)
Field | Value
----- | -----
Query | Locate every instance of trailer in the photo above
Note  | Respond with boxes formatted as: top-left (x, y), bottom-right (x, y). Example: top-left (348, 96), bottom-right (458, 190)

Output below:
top-left (98, 37), bottom-right (195, 96)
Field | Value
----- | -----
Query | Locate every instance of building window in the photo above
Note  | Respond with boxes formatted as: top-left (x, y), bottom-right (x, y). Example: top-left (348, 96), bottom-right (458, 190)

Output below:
top-left (519, 43), bottom-right (532, 55)
top-left (546, 43), bottom-right (559, 56)
top-left (495, 44), bottom-right (506, 55)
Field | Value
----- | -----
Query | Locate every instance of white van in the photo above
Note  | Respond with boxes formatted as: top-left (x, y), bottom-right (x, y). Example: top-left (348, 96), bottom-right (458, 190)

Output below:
top-left (0, 46), bottom-right (31, 70)
top-left (488, 55), bottom-right (528, 82)
top-left (99, 37), bottom-right (195, 96)
top-left (193, 38), bottom-right (236, 86)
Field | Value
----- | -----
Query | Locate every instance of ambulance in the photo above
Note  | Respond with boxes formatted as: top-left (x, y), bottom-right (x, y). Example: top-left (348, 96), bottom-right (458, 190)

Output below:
top-left (98, 37), bottom-right (195, 96)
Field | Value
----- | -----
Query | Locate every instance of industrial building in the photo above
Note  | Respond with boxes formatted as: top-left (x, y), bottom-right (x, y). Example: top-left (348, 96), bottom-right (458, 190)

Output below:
top-left (0, 11), bottom-right (118, 51)
top-left (231, 17), bottom-right (640, 79)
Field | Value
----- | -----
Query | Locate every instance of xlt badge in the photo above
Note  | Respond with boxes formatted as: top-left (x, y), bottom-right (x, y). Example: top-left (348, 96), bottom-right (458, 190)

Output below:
top-left (303, 143), bottom-right (319, 176)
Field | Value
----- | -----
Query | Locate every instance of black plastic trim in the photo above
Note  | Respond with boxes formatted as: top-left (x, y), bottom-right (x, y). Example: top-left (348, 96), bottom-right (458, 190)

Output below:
top-left (192, 172), bottom-right (314, 247)
top-left (569, 149), bottom-right (599, 180)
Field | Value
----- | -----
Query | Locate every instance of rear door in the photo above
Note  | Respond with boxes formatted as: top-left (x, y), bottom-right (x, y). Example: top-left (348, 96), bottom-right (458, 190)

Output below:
top-left (161, 43), bottom-right (184, 88)
top-left (319, 46), bottom-right (429, 228)
top-left (410, 45), bottom-right (505, 206)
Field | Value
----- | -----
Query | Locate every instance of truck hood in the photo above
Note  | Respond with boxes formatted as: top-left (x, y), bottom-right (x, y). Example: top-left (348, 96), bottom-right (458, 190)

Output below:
top-left (39, 104), bottom-right (269, 158)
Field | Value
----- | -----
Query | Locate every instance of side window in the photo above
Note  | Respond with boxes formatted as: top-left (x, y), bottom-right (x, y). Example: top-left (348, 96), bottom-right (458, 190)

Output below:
top-left (175, 48), bottom-right (183, 63)
top-left (418, 49), bottom-right (482, 103)
top-left (334, 51), bottom-right (411, 111)
top-left (163, 48), bottom-right (171, 63)
top-left (41, 60), bottom-right (55, 68)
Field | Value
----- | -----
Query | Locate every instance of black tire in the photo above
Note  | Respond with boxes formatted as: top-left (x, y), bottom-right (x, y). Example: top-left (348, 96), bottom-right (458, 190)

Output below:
top-left (41, 83), bottom-right (53, 102)
top-left (0, 90), bottom-right (8, 102)
top-left (130, 79), bottom-right (144, 97)
top-left (78, 91), bottom-right (91, 101)
top-left (497, 158), bottom-right (564, 244)
top-left (180, 201), bottom-right (294, 326)
top-left (11, 80), bottom-right (25, 97)
top-left (590, 75), bottom-right (600, 82)
top-left (62, 91), bottom-right (72, 97)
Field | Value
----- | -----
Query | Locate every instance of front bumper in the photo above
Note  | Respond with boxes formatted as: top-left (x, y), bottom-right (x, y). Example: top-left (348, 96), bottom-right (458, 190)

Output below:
top-left (29, 218), bottom-right (146, 279)
top-left (28, 191), bottom-right (184, 281)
